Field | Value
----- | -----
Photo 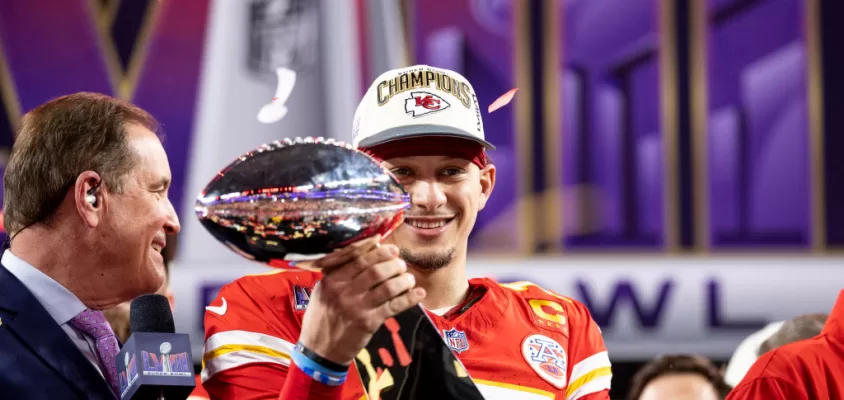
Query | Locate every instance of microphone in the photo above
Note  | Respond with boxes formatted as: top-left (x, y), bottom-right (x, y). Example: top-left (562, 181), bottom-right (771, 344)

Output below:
top-left (115, 294), bottom-right (196, 399)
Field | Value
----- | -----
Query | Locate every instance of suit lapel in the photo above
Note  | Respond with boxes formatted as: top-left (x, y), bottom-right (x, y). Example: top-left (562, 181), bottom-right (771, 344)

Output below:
top-left (0, 265), bottom-right (116, 399)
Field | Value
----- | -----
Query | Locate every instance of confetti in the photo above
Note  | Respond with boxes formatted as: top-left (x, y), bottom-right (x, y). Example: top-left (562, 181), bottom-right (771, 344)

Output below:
top-left (257, 67), bottom-right (297, 124)
top-left (487, 88), bottom-right (518, 113)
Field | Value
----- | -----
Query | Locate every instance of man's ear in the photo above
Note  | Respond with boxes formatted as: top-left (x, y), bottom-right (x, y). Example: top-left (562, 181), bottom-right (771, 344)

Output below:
top-left (75, 171), bottom-right (102, 228)
top-left (479, 164), bottom-right (496, 210)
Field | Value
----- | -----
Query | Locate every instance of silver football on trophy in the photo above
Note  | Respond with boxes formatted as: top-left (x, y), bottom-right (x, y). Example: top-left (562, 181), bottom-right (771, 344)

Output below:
top-left (195, 137), bottom-right (409, 270)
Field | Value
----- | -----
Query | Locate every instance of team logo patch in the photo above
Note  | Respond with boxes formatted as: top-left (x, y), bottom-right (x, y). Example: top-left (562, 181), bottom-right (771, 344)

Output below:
top-left (522, 334), bottom-right (567, 389)
top-left (405, 91), bottom-right (450, 117)
top-left (443, 328), bottom-right (470, 354)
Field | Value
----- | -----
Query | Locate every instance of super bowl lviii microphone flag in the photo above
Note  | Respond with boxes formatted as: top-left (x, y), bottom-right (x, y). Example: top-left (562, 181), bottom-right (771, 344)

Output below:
top-left (117, 295), bottom-right (196, 399)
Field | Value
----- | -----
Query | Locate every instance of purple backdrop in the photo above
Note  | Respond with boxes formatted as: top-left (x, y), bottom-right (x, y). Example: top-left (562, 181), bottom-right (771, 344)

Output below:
top-left (705, 0), bottom-right (811, 248)
top-left (559, 0), bottom-right (665, 249)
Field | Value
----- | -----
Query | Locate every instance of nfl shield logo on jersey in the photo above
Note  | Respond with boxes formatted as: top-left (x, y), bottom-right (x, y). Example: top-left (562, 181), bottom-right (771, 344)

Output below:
top-left (522, 334), bottom-right (568, 389)
top-left (443, 328), bottom-right (469, 354)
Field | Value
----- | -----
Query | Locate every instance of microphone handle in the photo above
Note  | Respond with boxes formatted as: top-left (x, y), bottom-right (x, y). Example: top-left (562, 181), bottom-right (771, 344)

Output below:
top-left (158, 389), bottom-right (165, 400)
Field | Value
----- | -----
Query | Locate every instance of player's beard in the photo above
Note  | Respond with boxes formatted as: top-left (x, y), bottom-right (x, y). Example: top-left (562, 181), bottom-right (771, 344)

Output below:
top-left (400, 247), bottom-right (455, 271)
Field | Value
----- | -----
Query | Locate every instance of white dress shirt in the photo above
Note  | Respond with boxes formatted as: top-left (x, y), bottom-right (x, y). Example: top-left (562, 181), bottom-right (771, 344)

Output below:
top-left (2, 250), bottom-right (105, 377)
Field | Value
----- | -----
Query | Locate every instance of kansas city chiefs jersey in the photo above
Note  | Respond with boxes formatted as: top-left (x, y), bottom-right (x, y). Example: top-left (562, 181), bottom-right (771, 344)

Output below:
top-left (201, 270), bottom-right (612, 400)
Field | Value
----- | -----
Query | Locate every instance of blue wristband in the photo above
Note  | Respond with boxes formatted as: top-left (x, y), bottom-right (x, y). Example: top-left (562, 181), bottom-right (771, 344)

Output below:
top-left (291, 347), bottom-right (348, 386)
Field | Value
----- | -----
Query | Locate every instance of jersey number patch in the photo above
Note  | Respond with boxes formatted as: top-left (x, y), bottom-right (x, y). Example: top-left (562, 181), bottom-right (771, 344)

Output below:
top-left (528, 299), bottom-right (569, 336)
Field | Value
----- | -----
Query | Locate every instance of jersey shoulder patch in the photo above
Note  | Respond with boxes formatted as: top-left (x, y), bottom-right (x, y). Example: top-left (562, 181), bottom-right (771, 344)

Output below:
top-left (243, 269), bottom-right (319, 312)
top-left (499, 281), bottom-right (577, 337)
top-left (209, 269), bottom-right (320, 320)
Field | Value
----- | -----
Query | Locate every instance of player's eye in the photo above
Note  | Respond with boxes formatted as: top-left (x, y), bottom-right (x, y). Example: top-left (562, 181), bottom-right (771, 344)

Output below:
top-left (440, 167), bottom-right (465, 176)
top-left (390, 167), bottom-right (413, 177)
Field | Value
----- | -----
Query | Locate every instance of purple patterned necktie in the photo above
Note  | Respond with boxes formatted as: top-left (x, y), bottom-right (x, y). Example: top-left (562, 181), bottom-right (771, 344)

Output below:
top-left (69, 309), bottom-right (121, 397)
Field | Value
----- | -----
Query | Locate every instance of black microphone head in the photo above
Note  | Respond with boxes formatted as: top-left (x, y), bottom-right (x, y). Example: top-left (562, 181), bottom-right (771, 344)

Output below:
top-left (129, 294), bottom-right (175, 334)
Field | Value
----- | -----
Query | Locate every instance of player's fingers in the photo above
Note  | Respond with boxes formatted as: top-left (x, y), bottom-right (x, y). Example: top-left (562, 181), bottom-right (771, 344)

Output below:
top-left (374, 287), bottom-right (426, 320)
top-left (348, 257), bottom-right (407, 295)
top-left (326, 243), bottom-right (400, 283)
top-left (361, 271), bottom-right (415, 308)
top-left (316, 235), bottom-right (381, 272)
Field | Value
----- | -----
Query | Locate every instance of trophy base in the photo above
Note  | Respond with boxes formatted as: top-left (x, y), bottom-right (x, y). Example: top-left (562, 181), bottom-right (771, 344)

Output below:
top-left (353, 305), bottom-right (486, 400)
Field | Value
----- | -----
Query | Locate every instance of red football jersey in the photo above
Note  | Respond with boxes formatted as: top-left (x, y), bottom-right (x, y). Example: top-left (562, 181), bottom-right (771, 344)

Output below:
top-left (727, 290), bottom-right (844, 400)
top-left (189, 375), bottom-right (211, 399)
top-left (201, 270), bottom-right (612, 400)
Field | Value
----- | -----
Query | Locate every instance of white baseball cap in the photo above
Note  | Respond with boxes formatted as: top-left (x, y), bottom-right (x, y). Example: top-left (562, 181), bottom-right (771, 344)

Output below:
top-left (352, 64), bottom-right (495, 150)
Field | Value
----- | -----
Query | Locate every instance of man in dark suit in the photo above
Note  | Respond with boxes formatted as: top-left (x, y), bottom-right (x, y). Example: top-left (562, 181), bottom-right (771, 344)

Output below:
top-left (0, 92), bottom-right (181, 399)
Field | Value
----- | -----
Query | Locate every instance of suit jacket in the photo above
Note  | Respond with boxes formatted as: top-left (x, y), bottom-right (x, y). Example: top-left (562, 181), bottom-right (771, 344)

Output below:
top-left (0, 265), bottom-right (116, 399)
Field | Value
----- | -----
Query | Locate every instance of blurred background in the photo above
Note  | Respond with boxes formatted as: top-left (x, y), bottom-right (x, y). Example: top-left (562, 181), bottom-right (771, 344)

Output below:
top-left (1, 0), bottom-right (842, 398)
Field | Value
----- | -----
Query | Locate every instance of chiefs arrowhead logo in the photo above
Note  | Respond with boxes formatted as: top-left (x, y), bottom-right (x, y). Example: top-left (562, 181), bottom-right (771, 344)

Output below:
top-left (405, 91), bottom-right (450, 117)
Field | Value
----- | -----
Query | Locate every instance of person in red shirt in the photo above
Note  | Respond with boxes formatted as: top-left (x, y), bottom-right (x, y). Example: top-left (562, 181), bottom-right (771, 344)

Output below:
top-left (200, 65), bottom-right (612, 400)
top-left (726, 290), bottom-right (844, 400)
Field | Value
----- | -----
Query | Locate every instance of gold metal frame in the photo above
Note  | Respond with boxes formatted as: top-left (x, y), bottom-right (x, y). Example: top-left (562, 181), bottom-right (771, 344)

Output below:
top-left (690, 0), bottom-right (709, 252)
top-left (662, 0), bottom-right (682, 253)
top-left (514, 0), bottom-right (535, 255)
top-left (806, 0), bottom-right (826, 252)
top-left (0, 33), bottom-right (22, 137)
top-left (542, 0), bottom-right (562, 252)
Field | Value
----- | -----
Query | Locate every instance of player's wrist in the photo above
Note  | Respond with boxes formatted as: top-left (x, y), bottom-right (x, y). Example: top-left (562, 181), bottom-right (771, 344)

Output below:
top-left (291, 341), bottom-right (350, 386)
top-left (297, 331), bottom-right (355, 366)
top-left (295, 341), bottom-right (351, 372)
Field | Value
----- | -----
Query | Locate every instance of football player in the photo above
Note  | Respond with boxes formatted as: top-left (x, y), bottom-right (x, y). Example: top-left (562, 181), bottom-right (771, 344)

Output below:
top-left (201, 65), bottom-right (612, 400)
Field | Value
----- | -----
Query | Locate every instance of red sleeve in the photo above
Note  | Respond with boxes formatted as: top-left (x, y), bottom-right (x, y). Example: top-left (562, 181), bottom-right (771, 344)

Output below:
top-left (277, 363), bottom-right (343, 400)
top-left (726, 377), bottom-right (808, 400)
top-left (187, 375), bottom-right (210, 399)
top-left (573, 391), bottom-right (610, 400)
top-left (726, 347), bottom-right (811, 400)
top-left (564, 299), bottom-right (612, 400)
top-left (202, 273), bottom-right (347, 400)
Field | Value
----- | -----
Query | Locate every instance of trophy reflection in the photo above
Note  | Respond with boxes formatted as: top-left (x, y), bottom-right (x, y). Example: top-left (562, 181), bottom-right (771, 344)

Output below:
top-left (195, 137), bottom-right (409, 266)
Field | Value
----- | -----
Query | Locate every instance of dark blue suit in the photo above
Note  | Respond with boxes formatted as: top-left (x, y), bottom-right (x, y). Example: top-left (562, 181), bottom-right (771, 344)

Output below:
top-left (0, 265), bottom-right (116, 399)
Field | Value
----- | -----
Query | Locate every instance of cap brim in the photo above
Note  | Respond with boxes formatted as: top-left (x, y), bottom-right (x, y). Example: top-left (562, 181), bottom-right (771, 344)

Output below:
top-left (357, 124), bottom-right (496, 150)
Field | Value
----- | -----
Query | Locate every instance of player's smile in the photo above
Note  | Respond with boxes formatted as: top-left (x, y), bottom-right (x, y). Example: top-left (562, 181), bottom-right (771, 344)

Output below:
top-left (402, 215), bottom-right (456, 238)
